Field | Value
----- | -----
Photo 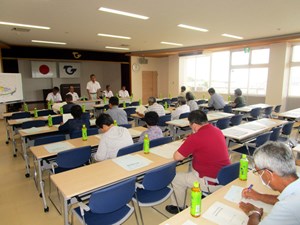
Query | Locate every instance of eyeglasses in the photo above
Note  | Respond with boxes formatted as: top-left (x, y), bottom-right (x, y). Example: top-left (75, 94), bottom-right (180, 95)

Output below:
top-left (252, 168), bottom-right (273, 175)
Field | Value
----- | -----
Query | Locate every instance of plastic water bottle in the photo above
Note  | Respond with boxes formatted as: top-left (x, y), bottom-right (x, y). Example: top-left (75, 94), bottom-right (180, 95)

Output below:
top-left (48, 115), bottom-right (53, 127)
top-left (103, 96), bottom-right (107, 104)
top-left (113, 120), bottom-right (118, 126)
top-left (123, 101), bottom-right (126, 108)
top-left (239, 154), bottom-right (248, 181)
top-left (60, 106), bottom-right (63, 115)
top-left (23, 102), bottom-right (28, 112)
top-left (164, 101), bottom-right (168, 110)
top-left (143, 134), bottom-right (150, 154)
top-left (82, 104), bottom-right (86, 112)
top-left (47, 101), bottom-right (51, 110)
top-left (228, 95), bottom-right (231, 102)
top-left (82, 124), bottom-right (88, 141)
top-left (33, 108), bottom-right (38, 118)
top-left (139, 99), bottom-right (142, 106)
top-left (190, 181), bottom-right (202, 217)
top-left (130, 94), bottom-right (133, 102)
top-left (168, 93), bottom-right (171, 98)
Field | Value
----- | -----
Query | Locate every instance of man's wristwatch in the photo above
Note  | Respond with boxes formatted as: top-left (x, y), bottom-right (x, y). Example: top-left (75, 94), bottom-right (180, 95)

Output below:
top-left (248, 210), bottom-right (262, 219)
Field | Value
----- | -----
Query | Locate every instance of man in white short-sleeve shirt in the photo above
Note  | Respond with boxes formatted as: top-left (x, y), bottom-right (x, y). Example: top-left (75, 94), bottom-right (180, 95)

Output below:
top-left (86, 74), bottom-right (101, 100)
top-left (66, 85), bottom-right (79, 101)
top-left (118, 86), bottom-right (130, 98)
top-left (46, 86), bottom-right (62, 103)
top-left (103, 85), bottom-right (114, 98)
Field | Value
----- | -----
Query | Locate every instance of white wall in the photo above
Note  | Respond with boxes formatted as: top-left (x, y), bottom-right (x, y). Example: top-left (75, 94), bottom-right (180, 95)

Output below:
top-left (18, 60), bottom-right (122, 101)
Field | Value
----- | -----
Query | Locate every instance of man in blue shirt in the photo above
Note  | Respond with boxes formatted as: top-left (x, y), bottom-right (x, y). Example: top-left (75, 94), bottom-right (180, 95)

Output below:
top-left (106, 96), bottom-right (128, 125)
top-left (207, 87), bottom-right (225, 110)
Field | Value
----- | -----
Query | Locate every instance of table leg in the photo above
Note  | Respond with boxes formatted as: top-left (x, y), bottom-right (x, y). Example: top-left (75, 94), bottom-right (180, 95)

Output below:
top-left (38, 158), bottom-right (49, 212)
top-left (5, 119), bottom-right (10, 144)
top-left (11, 126), bottom-right (17, 157)
top-left (63, 198), bottom-right (70, 225)
top-left (21, 137), bottom-right (31, 178)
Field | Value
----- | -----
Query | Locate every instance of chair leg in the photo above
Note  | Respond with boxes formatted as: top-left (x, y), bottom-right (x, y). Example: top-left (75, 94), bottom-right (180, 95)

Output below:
top-left (134, 193), bottom-right (144, 225)
top-left (171, 184), bottom-right (182, 211)
top-left (131, 200), bottom-right (140, 225)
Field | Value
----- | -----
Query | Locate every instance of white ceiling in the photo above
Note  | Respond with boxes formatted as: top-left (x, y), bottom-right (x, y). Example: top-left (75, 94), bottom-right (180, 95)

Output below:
top-left (0, 0), bottom-right (300, 54)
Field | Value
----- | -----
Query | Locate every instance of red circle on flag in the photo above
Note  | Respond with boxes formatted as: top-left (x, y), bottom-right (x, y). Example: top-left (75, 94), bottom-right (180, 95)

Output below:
top-left (39, 65), bottom-right (50, 75)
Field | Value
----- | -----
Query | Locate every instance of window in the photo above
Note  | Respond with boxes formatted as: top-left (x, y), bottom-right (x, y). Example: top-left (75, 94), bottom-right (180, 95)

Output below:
top-left (288, 45), bottom-right (300, 97)
top-left (179, 47), bottom-right (270, 96)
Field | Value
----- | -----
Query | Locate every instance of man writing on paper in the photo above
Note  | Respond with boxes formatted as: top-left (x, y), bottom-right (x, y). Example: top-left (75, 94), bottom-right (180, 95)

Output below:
top-left (165, 110), bottom-right (230, 214)
top-left (239, 142), bottom-right (300, 225)
top-left (86, 74), bottom-right (101, 100)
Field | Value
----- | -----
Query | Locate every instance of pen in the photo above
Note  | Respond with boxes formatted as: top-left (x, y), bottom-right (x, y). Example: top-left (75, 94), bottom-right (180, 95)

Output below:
top-left (247, 184), bottom-right (253, 191)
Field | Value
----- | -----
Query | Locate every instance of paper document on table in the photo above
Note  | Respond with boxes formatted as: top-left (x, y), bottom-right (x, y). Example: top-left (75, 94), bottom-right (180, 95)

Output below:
top-left (224, 185), bottom-right (273, 213)
top-left (223, 128), bottom-right (248, 137)
top-left (21, 126), bottom-right (50, 134)
top-left (135, 105), bottom-right (147, 114)
top-left (128, 129), bottom-right (143, 138)
top-left (171, 119), bottom-right (189, 127)
top-left (255, 119), bottom-right (277, 126)
top-left (239, 123), bottom-right (266, 131)
top-left (112, 154), bottom-right (153, 171)
top-left (63, 113), bottom-right (73, 123)
top-left (202, 201), bottom-right (248, 225)
top-left (45, 142), bottom-right (75, 153)
top-left (151, 141), bottom-right (182, 159)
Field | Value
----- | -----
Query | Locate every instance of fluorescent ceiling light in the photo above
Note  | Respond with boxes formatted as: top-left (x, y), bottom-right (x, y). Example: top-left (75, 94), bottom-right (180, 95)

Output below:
top-left (0, 21), bottom-right (50, 30)
top-left (222, 33), bottom-right (243, 40)
top-left (161, 41), bottom-right (183, 46)
top-left (105, 46), bottom-right (129, 50)
top-left (97, 33), bottom-right (131, 39)
top-left (32, 40), bottom-right (66, 45)
top-left (99, 7), bottom-right (149, 20)
top-left (178, 24), bottom-right (208, 32)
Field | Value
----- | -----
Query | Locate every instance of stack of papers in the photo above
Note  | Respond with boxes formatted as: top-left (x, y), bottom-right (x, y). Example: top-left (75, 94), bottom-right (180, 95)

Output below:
top-left (44, 142), bottom-right (75, 153)
top-left (112, 154), bottom-right (153, 171)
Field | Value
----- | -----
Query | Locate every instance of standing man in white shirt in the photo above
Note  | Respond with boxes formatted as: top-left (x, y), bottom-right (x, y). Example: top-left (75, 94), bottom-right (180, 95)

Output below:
top-left (86, 74), bottom-right (101, 100)
top-left (66, 85), bottom-right (79, 101)
top-left (171, 96), bottom-right (190, 120)
top-left (46, 86), bottom-right (62, 103)
top-left (103, 85), bottom-right (114, 98)
top-left (118, 85), bottom-right (130, 98)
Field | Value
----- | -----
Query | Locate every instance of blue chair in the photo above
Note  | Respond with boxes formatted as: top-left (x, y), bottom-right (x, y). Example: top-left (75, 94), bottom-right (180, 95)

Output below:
top-left (133, 162), bottom-right (178, 222)
top-left (245, 107), bottom-right (262, 121)
top-left (34, 134), bottom-right (66, 146)
top-left (223, 105), bottom-right (233, 113)
top-left (52, 116), bottom-right (63, 125)
top-left (216, 118), bottom-right (231, 130)
top-left (119, 123), bottom-right (132, 129)
top-left (203, 162), bottom-right (240, 194)
top-left (230, 114), bottom-right (243, 126)
top-left (158, 114), bottom-right (171, 132)
top-left (278, 121), bottom-right (295, 144)
top-left (272, 105), bottom-right (281, 118)
top-left (262, 106), bottom-right (273, 118)
top-left (117, 142), bottom-right (144, 157)
top-left (37, 109), bottom-right (55, 117)
top-left (171, 97), bottom-right (178, 103)
top-left (119, 102), bottom-right (130, 108)
top-left (150, 136), bottom-right (172, 148)
top-left (201, 108), bottom-right (209, 114)
top-left (70, 128), bottom-right (99, 139)
top-left (179, 112), bottom-right (190, 119)
top-left (162, 99), bottom-right (172, 107)
top-left (197, 99), bottom-right (206, 105)
top-left (21, 120), bottom-right (46, 129)
top-left (11, 111), bottom-right (31, 119)
top-left (130, 101), bottom-right (140, 106)
top-left (123, 107), bottom-right (136, 122)
top-left (233, 131), bottom-right (272, 156)
top-left (269, 126), bottom-right (282, 141)
top-left (72, 177), bottom-right (137, 225)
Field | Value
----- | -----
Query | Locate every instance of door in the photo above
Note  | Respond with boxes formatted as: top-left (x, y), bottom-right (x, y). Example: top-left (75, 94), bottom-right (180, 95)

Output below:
top-left (142, 71), bottom-right (158, 104)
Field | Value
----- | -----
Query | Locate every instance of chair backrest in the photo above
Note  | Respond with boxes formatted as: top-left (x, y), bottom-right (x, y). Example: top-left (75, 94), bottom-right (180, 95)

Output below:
top-left (230, 114), bottom-right (243, 126)
top-left (179, 112), bottom-right (190, 119)
top-left (162, 99), bottom-right (171, 106)
top-left (171, 97), bottom-right (178, 103)
top-left (37, 109), bottom-right (55, 117)
top-left (250, 107), bottom-right (262, 118)
top-left (70, 127), bottom-right (99, 139)
top-left (21, 120), bottom-right (46, 129)
top-left (34, 134), bottom-right (66, 146)
top-left (282, 121), bottom-right (294, 136)
top-left (197, 99), bottom-right (206, 105)
top-left (119, 102), bottom-right (130, 108)
top-left (269, 126), bottom-right (282, 141)
top-left (123, 107), bottom-right (137, 117)
top-left (52, 115), bottom-right (63, 125)
top-left (223, 105), bottom-right (233, 113)
top-left (142, 162), bottom-right (176, 191)
top-left (130, 101), bottom-right (140, 106)
top-left (255, 131), bottom-right (272, 147)
top-left (216, 118), bottom-right (231, 130)
top-left (263, 106), bottom-right (273, 117)
top-left (119, 123), bottom-right (132, 129)
top-left (201, 108), bottom-right (209, 114)
top-left (158, 114), bottom-right (171, 127)
top-left (217, 162), bottom-right (240, 185)
top-left (89, 177), bottom-right (136, 214)
top-left (150, 136), bottom-right (172, 148)
top-left (274, 105), bottom-right (281, 113)
top-left (56, 146), bottom-right (91, 170)
top-left (11, 112), bottom-right (31, 119)
top-left (117, 142), bottom-right (143, 157)
top-left (81, 112), bottom-right (90, 121)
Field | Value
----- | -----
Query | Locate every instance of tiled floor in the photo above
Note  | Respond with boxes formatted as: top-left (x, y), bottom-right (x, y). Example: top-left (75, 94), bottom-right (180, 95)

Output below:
top-left (0, 119), bottom-right (298, 225)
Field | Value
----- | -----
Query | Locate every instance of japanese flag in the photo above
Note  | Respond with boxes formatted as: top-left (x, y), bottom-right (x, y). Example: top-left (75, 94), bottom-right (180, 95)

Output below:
top-left (31, 61), bottom-right (57, 78)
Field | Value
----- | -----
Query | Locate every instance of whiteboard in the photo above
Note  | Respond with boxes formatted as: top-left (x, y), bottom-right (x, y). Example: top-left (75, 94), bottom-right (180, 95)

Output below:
top-left (0, 73), bottom-right (24, 103)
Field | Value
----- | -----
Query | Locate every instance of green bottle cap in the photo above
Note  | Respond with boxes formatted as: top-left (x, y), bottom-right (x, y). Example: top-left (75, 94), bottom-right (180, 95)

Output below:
top-left (145, 134), bottom-right (148, 138)
top-left (193, 181), bottom-right (199, 188)
top-left (242, 154), bottom-right (247, 159)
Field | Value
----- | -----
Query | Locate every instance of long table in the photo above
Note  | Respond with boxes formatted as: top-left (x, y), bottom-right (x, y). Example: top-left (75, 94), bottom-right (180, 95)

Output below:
top-left (232, 103), bottom-right (272, 113)
top-left (30, 126), bottom-right (147, 213)
top-left (278, 108), bottom-right (300, 120)
top-left (50, 140), bottom-right (183, 225)
top-left (159, 172), bottom-right (278, 225)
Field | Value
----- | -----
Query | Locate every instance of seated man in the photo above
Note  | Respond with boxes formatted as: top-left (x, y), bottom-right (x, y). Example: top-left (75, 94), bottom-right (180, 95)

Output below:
top-left (62, 94), bottom-right (77, 113)
top-left (94, 113), bottom-right (133, 161)
top-left (106, 96), bottom-right (128, 125)
top-left (166, 110), bottom-right (230, 214)
top-left (207, 87), bottom-right (225, 110)
top-left (138, 111), bottom-right (163, 142)
top-left (138, 97), bottom-right (166, 117)
top-left (239, 141), bottom-right (300, 225)
top-left (66, 85), bottom-right (80, 101)
top-left (103, 84), bottom-right (114, 98)
top-left (171, 96), bottom-right (190, 120)
top-left (59, 105), bottom-right (90, 133)
top-left (118, 85), bottom-right (130, 98)
top-left (46, 86), bottom-right (62, 103)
